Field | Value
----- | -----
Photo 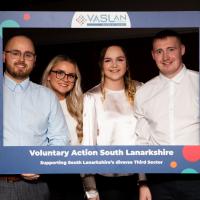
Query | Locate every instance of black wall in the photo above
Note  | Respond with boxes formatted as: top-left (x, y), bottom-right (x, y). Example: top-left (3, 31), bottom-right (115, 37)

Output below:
top-left (3, 28), bottom-right (199, 92)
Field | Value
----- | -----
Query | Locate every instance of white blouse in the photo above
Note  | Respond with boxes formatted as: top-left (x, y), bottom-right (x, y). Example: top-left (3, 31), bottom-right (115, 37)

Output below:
top-left (82, 84), bottom-right (138, 145)
top-left (59, 99), bottom-right (79, 145)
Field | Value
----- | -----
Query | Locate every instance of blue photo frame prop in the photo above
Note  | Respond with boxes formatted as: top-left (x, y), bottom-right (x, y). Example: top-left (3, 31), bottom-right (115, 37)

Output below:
top-left (0, 11), bottom-right (200, 174)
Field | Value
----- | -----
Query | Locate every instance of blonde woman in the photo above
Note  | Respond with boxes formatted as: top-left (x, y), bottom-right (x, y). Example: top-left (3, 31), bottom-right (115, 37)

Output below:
top-left (42, 55), bottom-right (84, 199)
top-left (42, 55), bottom-right (83, 144)
top-left (82, 45), bottom-right (151, 200)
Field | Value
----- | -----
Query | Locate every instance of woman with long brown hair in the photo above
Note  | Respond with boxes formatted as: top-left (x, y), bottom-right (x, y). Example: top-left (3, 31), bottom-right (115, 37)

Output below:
top-left (82, 45), bottom-right (151, 200)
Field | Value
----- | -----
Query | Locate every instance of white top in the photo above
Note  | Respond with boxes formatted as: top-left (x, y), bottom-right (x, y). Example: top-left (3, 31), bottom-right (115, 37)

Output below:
top-left (59, 99), bottom-right (79, 145)
top-left (134, 65), bottom-right (200, 145)
top-left (82, 84), bottom-right (138, 145)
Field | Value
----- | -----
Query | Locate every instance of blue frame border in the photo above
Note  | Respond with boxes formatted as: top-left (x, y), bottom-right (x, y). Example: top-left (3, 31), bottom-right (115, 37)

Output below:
top-left (0, 11), bottom-right (200, 174)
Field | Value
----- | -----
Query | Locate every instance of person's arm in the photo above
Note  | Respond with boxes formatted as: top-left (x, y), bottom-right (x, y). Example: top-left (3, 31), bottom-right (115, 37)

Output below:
top-left (138, 174), bottom-right (152, 200)
top-left (81, 93), bottom-right (99, 199)
top-left (47, 91), bottom-right (70, 145)
top-left (81, 174), bottom-right (99, 200)
top-left (139, 184), bottom-right (152, 200)
top-left (134, 91), bottom-right (150, 145)
top-left (81, 93), bottom-right (98, 145)
top-left (134, 89), bottom-right (151, 199)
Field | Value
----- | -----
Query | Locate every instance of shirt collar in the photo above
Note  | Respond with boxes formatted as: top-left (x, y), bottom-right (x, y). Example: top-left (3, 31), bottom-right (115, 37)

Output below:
top-left (4, 74), bottom-right (30, 92)
top-left (159, 64), bottom-right (187, 84)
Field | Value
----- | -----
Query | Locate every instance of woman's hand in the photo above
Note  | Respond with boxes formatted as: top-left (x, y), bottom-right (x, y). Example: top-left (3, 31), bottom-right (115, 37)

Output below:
top-left (86, 190), bottom-right (100, 200)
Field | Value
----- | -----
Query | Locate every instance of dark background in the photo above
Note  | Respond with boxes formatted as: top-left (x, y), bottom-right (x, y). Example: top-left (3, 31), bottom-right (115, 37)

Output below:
top-left (1, 0), bottom-right (200, 11)
top-left (2, 0), bottom-right (199, 92)
top-left (3, 28), bottom-right (199, 92)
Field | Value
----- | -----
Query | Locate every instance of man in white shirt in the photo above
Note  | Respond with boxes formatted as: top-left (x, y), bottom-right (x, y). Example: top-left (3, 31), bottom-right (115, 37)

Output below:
top-left (134, 29), bottom-right (200, 200)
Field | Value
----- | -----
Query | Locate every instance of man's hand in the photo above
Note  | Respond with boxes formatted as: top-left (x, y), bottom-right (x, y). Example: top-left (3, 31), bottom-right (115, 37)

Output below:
top-left (21, 174), bottom-right (40, 181)
top-left (139, 185), bottom-right (152, 200)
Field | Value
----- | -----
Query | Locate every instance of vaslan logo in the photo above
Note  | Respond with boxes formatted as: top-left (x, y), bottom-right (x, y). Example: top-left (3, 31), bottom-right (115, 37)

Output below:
top-left (71, 12), bottom-right (131, 28)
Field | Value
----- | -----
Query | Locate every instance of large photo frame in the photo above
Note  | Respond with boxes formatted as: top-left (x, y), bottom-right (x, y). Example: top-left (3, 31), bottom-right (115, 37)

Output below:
top-left (0, 11), bottom-right (200, 174)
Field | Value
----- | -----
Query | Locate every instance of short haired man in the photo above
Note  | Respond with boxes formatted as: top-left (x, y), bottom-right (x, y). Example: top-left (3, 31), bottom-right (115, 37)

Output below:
top-left (2, 35), bottom-right (69, 200)
top-left (134, 30), bottom-right (200, 200)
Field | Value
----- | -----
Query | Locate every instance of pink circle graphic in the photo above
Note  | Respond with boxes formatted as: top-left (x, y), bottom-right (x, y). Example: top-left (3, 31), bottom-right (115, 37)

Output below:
top-left (182, 146), bottom-right (200, 162)
top-left (23, 12), bottom-right (31, 21)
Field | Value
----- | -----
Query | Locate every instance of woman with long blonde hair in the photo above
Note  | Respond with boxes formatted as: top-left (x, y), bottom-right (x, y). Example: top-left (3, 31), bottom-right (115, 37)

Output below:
top-left (42, 55), bottom-right (83, 144)
top-left (42, 55), bottom-right (84, 200)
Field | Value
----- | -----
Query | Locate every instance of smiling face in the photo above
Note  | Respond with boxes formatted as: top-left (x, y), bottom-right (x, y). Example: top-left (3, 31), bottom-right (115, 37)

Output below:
top-left (3, 36), bottom-right (36, 83)
top-left (102, 46), bottom-right (127, 89)
top-left (48, 61), bottom-right (77, 100)
top-left (151, 36), bottom-right (185, 78)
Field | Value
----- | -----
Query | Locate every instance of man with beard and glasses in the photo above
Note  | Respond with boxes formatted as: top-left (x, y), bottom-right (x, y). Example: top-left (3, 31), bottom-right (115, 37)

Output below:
top-left (1, 35), bottom-right (69, 200)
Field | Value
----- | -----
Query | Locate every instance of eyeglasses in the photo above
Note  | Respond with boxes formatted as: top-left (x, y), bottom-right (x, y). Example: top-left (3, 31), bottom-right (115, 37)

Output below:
top-left (4, 50), bottom-right (36, 61)
top-left (51, 70), bottom-right (77, 83)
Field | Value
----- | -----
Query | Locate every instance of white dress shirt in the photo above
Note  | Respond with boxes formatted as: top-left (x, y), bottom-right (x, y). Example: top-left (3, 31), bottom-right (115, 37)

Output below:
top-left (82, 84), bottom-right (138, 145)
top-left (134, 65), bottom-right (200, 145)
top-left (59, 99), bottom-right (79, 145)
